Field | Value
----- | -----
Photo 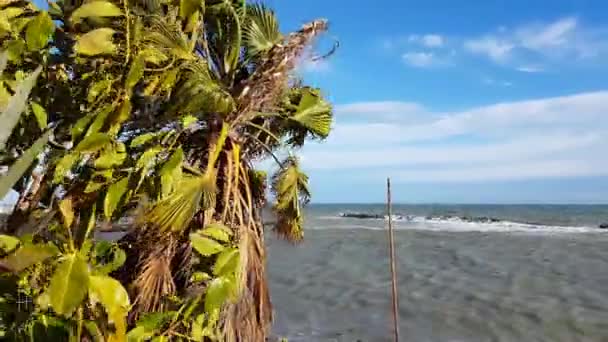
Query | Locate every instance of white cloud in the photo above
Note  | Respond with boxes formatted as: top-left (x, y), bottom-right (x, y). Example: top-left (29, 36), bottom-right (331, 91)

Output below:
top-left (483, 78), bottom-right (513, 87)
top-left (388, 16), bottom-right (607, 71)
top-left (304, 133), bottom-right (601, 169)
top-left (409, 34), bottom-right (444, 47)
top-left (388, 159), bottom-right (608, 183)
top-left (300, 91), bottom-right (608, 183)
top-left (516, 65), bottom-right (544, 73)
top-left (517, 17), bottom-right (578, 50)
top-left (335, 101), bottom-right (429, 123)
top-left (464, 36), bottom-right (515, 62)
top-left (464, 16), bottom-right (608, 66)
top-left (402, 52), bottom-right (441, 67)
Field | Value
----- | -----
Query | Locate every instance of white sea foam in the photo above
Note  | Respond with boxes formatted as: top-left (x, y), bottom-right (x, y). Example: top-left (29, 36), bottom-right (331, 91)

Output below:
top-left (314, 214), bottom-right (605, 234)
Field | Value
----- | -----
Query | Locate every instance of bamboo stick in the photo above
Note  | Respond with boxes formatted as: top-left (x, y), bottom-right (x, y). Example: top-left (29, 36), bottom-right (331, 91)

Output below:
top-left (387, 177), bottom-right (400, 342)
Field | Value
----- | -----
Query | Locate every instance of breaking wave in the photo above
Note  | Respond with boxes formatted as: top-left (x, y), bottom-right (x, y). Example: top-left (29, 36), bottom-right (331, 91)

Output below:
top-left (313, 212), bottom-right (606, 233)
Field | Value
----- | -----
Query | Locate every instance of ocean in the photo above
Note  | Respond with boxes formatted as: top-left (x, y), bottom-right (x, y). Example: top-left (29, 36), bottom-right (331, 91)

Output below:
top-left (267, 204), bottom-right (608, 341)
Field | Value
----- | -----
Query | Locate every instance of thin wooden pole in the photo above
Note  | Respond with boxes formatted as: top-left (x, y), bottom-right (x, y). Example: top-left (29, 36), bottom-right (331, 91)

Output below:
top-left (386, 178), bottom-right (400, 342)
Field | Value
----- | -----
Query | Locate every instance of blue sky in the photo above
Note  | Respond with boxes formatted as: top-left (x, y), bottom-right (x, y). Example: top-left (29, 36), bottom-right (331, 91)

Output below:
top-left (6, 0), bottom-right (608, 205)
top-left (264, 0), bottom-right (608, 203)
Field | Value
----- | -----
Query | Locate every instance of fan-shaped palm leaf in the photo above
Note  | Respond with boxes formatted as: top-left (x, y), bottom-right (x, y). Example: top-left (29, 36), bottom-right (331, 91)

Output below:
top-left (145, 17), bottom-right (193, 60)
top-left (243, 3), bottom-right (281, 58)
top-left (143, 171), bottom-right (217, 233)
top-left (205, 1), bottom-right (242, 79)
top-left (171, 60), bottom-right (235, 115)
top-left (289, 88), bottom-right (332, 139)
top-left (271, 157), bottom-right (310, 242)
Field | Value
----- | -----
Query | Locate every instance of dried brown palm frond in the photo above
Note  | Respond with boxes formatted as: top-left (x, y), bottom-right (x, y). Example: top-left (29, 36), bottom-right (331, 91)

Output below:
top-left (132, 236), bottom-right (178, 314)
top-left (233, 19), bottom-right (329, 121)
top-left (221, 226), bottom-right (271, 342)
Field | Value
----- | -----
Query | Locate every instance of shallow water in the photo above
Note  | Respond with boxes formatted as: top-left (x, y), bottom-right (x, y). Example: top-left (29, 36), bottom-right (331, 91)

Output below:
top-left (267, 206), bottom-right (608, 341)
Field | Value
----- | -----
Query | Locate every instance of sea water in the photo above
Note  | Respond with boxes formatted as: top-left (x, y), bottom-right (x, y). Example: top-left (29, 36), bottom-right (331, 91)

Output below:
top-left (267, 204), bottom-right (608, 341)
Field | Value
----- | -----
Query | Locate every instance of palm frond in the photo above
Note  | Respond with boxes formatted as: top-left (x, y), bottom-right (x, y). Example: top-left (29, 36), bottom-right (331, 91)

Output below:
top-left (221, 227), bottom-right (271, 341)
top-left (270, 157), bottom-right (310, 242)
top-left (243, 3), bottom-right (281, 58)
top-left (133, 238), bottom-right (177, 313)
top-left (136, 0), bottom-right (162, 13)
top-left (145, 17), bottom-right (193, 60)
top-left (205, 1), bottom-right (243, 80)
top-left (143, 171), bottom-right (217, 233)
top-left (234, 19), bottom-right (329, 119)
top-left (171, 60), bottom-right (235, 115)
top-left (289, 88), bottom-right (332, 139)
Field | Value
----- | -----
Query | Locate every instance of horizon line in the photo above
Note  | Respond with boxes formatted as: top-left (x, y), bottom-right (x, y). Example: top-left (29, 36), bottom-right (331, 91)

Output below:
top-left (307, 202), bottom-right (608, 205)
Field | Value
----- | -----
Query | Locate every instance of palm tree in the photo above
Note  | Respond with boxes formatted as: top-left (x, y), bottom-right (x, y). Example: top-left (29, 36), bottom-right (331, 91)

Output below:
top-left (1, 0), bottom-right (333, 339)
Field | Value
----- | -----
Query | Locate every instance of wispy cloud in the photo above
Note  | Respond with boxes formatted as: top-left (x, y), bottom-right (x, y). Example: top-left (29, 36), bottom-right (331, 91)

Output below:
top-left (464, 37), bottom-right (515, 62)
top-left (516, 65), bottom-right (544, 73)
top-left (408, 34), bottom-right (444, 47)
top-left (463, 16), bottom-right (608, 68)
top-left (388, 159), bottom-right (608, 183)
top-left (483, 77), bottom-right (513, 87)
top-left (402, 52), bottom-right (446, 67)
top-left (335, 101), bottom-right (428, 123)
top-left (386, 16), bottom-right (608, 71)
top-left (301, 91), bottom-right (608, 182)
top-left (516, 17), bottom-right (578, 51)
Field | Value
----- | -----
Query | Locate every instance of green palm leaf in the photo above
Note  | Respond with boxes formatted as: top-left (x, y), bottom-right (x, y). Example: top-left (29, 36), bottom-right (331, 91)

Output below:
top-left (171, 60), bottom-right (235, 115)
top-left (290, 88), bottom-right (333, 139)
top-left (271, 157), bottom-right (310, 242)
top-left (243, 3), bottom-right (281, 57)
top-left (145, 17), bottom-right (193, 60)
top-left (144, 171), bottom-right (217, 233)
top-left (205, 1), bottom-right (243, 78)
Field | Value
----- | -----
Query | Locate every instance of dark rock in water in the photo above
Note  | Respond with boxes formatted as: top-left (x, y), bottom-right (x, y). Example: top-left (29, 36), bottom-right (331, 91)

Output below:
top-left (460, 215), bottom-right (473, 222)
top-left (457, 215), bottom-right (502, 224)
top-left (476, 216), bottom-right (501, 223)
top-left (339, 212), bottom-right (382, 219)
top-left (599, 224), bottom-right (608, 229)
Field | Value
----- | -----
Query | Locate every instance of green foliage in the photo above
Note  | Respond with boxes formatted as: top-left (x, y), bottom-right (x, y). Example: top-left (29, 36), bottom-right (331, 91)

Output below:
top-left (30, 102), bottom-right (47, 129)
top-left (0, 242), bottom-right (58, 272)
top-left (159, 147), bottom-right (183, 198)
top-left (104, 177), bottom-right (129, 220)
top-left (0, 235), bottom-right (19, 253)
top-left (146, 174), bottom-right (216, 232)
top-left (0, 0), bottom-right (334, 339)
top-left (75, 133), bottom-right (112, 153)
top-left (201, 223), bottom-right (232, 242)
top-left (0, 130), bottom-right (50, 199)
top-left (271, 157), bottom-right (311, 242)
top-left (89, 274), bottom-right (129, 338)
top-left (75, 28), bottom-right (117, 56)
top-left (291, 88), bottom-right (333, 138)
top-left (71, 1), bottom-right (123, 23)
top-left (190, 232), bottom-right (225, 256)
top-left (213, 248), bottom-right (239, 276)
top-left (0, 65), bottom-right (42, 149)
top-left (25, 12), bottom-right (54, 51)
top-left (45, 254), bottom-right (89, 316)
top-left (243, 3), bottom-right (281, 57)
